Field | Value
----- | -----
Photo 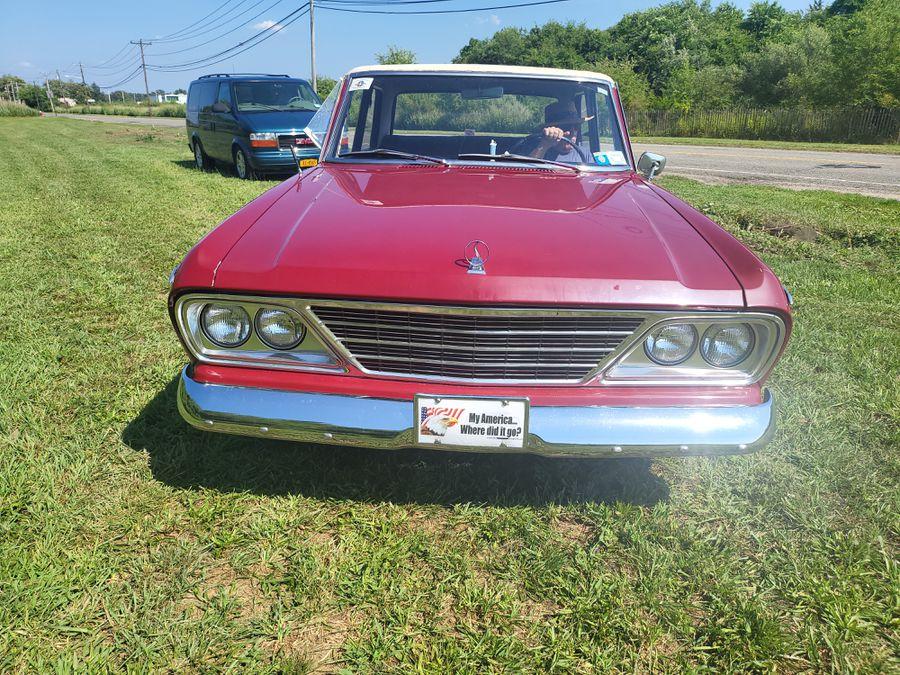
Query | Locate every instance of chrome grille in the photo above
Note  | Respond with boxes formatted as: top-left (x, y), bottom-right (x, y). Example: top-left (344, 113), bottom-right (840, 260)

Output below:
top-left (310, 305), bottom-right (644, 382)
top-left (277, 133), bottom-right (315, 148)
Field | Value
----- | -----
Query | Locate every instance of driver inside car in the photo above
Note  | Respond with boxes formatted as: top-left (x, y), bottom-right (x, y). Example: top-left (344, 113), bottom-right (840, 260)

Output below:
top-left (522, 100), bottom-right (593, 163)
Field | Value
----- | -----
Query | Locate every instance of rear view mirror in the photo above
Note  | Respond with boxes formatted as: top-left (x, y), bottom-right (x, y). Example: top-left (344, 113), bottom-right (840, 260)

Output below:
top-left (637, 151), bottom-right (666, 180)
top-left (211, 102), bottom-right (230, 113)
top-left (461, 86), bottom-right (504, 100)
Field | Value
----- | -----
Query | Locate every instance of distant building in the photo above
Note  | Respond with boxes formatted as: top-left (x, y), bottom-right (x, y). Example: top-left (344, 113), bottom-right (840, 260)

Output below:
top-left (58, 97), bottom-right (77, 107)
top-left (155, 92), bottom-right (187, 104)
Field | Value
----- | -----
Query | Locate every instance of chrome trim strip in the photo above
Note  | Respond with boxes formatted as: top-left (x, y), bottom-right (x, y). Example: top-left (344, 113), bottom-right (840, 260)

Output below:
top-left (177, 367), bottom-right (775, 458)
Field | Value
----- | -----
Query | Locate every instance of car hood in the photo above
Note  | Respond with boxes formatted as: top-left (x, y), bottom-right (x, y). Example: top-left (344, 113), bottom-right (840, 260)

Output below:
top-left (241, 109), bottom-right (316, 133)
top-left (213, 165), bottom-right (744, 308)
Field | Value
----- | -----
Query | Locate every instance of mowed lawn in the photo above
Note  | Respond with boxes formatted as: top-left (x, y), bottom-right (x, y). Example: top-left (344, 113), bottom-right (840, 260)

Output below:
top-left (0, 118), bottom-right (897, 672)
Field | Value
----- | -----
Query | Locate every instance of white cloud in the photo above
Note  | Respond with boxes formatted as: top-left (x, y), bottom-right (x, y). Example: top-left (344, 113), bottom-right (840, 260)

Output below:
top-left (476, 14), bottom-right (501, 26)
top-left (254, 19), bottom-right (285, 31)
top-left (19, 61), bottom-right (33, 68)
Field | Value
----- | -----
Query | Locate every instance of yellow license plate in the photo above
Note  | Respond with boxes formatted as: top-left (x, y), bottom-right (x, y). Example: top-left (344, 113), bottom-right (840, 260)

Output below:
top-left (300, 158), bottom-right (318, 168)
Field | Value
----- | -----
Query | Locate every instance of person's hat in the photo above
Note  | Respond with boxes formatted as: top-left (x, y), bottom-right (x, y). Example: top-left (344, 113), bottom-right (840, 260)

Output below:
top-left (544, 100), bottom-right (594, 127)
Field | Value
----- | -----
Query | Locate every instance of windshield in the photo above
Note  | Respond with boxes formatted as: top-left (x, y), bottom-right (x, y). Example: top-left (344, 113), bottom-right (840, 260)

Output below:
top-left (232, 80), bottom-right (321, 112)
top-left (327, 74), bottom-right (629, 170)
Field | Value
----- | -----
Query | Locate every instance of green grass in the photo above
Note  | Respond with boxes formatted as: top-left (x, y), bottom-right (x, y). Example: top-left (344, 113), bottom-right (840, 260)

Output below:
top-left (634, 135), bottom-right (900, 155)
top-left (1, 118), bottom-right (898, 672)
top-left (0, 101), bottom-right (40, 117)
top-left (66, 102), bottom-right (186, 117)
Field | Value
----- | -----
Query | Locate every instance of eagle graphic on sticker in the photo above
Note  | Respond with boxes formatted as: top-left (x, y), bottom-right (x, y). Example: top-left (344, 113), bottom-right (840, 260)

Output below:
top-left (420, 406), bottom-right (464, 436)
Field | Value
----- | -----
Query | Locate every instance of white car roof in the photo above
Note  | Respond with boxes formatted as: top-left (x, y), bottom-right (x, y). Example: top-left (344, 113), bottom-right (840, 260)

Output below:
top-left (346, 63), bottom-right (616, 87)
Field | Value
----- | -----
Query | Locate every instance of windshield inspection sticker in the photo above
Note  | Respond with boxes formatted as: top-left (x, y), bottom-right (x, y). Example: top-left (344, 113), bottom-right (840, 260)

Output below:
top-left (348, 77), bottom-right (373, 91)
top-left (593, 151), bottom-right (628, 166)
top-left (416, 396), bottom-right (527, 449)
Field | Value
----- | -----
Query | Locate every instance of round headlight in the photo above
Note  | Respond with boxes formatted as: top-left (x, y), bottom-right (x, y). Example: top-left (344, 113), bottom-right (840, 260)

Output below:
top-left (200, 303), bottom-right (251, 347)
top-left (644, 323), bottom-right (698, 365)
top-left (701, 323), bottom-right (755, 368)
top-left (255, 308), bottom-right (305, 350)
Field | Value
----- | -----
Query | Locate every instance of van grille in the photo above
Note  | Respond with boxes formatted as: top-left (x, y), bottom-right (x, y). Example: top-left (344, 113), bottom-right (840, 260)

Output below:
top-left (310, 305), bottom-right (644, 382)
top-left (278, 133), bottom-right (314, 148)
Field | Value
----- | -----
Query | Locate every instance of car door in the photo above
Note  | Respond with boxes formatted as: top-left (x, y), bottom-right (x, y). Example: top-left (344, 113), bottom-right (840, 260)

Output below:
top-left (196, 81), bottom-right (218, 153)
top-left (211, 82), bottom-right (240, 161)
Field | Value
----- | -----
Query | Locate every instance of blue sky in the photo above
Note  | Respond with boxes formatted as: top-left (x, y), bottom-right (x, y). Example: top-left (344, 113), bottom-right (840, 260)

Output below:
top-left (2, 0), bottom-right (812, 92)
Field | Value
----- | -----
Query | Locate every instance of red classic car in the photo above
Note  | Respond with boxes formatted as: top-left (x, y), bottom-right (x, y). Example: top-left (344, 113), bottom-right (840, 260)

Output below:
top-left (169, 64), bottom-right (791, 457)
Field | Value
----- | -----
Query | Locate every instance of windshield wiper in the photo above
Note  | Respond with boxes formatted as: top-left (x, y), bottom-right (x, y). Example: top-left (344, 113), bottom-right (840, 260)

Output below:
top-left (457, 152), bottom-right (580, 173)
top-left (339, 148), bottom-right (449, 166)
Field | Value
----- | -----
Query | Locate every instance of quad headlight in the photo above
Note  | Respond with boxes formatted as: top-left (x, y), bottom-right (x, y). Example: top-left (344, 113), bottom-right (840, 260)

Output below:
top-left (700, 323), bottom-right (755, 368)
top-left (605, 313), bottom-right (786, 385)
top-left (176, 295), bottom-right (344, 372)
top-left (255, 308), bottom-right (306, 350)
top-left (200, 303), bottom-right (251, 347)
top-left (644, 323), bottom-right (697, 365)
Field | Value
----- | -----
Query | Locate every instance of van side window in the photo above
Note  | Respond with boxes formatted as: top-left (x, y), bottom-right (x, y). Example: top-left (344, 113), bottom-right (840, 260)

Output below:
top-left (198, 82), bottom-right (217, 113)
top-left (187, 84), bottom-right (200, 113)
top-left (217, 82), bottom-right (232, 110)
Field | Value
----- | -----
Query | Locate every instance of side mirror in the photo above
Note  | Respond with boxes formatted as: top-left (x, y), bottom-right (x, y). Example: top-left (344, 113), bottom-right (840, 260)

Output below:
top-left (637, 151), bottom-right (666, 180)
top-left (211, 102), bottom-right (230, 114)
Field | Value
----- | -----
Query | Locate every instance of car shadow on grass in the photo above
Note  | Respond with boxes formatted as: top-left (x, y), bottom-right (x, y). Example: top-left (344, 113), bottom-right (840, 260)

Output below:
top-left (172, 159), bottom-right (295, 181)
top-left (122, 376), bottom-right (670, 507)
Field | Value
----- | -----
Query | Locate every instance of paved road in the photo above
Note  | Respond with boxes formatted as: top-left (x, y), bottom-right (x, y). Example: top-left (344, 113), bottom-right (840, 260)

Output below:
top-left (54, 113), bottom-right (899, 198)
top-left (633, 142), bottom-right (899, 199)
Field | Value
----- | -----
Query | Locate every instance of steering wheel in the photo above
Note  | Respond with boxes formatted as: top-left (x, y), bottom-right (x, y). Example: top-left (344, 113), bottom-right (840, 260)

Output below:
top-left (509, 130), bottom-right (590, 164)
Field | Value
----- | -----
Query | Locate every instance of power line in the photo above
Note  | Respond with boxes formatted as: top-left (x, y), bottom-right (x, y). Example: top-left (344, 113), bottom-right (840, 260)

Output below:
top-left (157, 0), bottom-right (244, 40)
top-left (149, 3), bottom-right (310, 72)
top-left (88, 42), bottom-right (136, 69)
top-left (152, 0), bottom-right (289, 56)
top-left (151, 0), bottom-right (267, 43)
top-left (317, 0), bottom-right (575, 14)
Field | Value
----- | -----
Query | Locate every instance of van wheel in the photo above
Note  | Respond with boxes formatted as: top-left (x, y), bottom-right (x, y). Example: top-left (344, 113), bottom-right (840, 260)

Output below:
top-left (193, 140), bottom-right (212, 171)
top-left (234, 147), bottom-right (256, 180)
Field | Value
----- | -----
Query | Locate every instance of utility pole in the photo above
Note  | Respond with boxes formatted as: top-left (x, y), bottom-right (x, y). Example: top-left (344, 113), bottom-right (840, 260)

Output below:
top-left (56, 68), bottom-right (62, 84)
top-left (309, 0), bottom-right (317, 93)
top-left (45, 77), bottom-right (56, 115)
top-left (78, 62), bottom-right (86, 84)
top-left (131, 39), bottom-right (152, 115)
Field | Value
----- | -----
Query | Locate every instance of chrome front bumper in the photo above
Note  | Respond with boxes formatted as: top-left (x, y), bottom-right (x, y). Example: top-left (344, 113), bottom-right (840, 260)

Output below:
top-left (177, 367), bottom-right (775, 458)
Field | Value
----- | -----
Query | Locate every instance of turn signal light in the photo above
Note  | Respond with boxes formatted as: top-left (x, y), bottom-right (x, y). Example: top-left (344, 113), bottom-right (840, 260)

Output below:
top-left (249, 132), bottom-right (278, 148)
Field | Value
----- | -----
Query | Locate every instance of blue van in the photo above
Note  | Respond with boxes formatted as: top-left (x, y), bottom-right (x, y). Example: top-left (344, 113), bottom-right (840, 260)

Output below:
top-left (186, 74), bottom-right (322, 179)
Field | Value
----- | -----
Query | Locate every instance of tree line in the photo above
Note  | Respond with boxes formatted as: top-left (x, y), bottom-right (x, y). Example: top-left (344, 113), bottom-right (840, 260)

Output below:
top-left (453, 0), bottom-right (898, 110)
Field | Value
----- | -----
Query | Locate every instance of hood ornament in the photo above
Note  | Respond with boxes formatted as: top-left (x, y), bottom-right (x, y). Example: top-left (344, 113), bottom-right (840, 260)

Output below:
top-left (464, 240), bottom-right (490, 275)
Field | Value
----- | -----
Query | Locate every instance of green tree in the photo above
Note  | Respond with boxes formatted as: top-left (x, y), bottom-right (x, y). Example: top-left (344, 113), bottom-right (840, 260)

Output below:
top-left (376, 45), bottom-right (417, 65)
top-left (316, 76), bottom-right (338, 99)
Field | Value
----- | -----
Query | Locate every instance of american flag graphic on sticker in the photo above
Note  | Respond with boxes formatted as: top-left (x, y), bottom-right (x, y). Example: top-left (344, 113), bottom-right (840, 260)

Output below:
top-left (419, 405), bottom-right (465, 437)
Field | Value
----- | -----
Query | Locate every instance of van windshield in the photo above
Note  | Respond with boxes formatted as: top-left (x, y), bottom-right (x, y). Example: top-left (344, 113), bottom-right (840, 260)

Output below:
top-left (232, 81), bottom-right (320, 113)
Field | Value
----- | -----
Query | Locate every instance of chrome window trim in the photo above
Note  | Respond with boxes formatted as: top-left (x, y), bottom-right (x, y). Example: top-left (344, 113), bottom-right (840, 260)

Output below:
top-left (175, 294), bottom-right (786, 386)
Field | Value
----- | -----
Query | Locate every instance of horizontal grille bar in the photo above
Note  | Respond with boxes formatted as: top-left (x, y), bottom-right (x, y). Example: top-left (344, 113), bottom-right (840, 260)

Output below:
top-left (311, 305), bottom-right (643, 382)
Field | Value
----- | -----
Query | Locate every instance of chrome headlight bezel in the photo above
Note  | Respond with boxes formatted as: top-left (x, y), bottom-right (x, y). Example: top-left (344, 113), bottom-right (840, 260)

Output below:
top-left (602, 313), bottom-right (786, 386)
top-left (174, 293), bottom-right (344, 373)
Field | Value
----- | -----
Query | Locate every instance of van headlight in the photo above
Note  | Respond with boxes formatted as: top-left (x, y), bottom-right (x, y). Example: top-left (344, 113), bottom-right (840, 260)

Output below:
top-left (644, 323), bottom-right (697, 365)
top-left (700, 323), bottom-right (755, 368)
top-left (200, 303), bottom-right (251, 347)
top-left (256, 308), bottom-right (306, 349)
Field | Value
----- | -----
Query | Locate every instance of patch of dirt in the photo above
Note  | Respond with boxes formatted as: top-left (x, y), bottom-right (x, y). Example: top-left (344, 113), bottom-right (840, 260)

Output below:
top-left (736, 215), bottom-right (821, 242)
top-left (181, 558), bottom-right (272, 621)
top-left (264, 609), bottom-right (361, 673)
top-left (554, 516), bottom-right (594, 545)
